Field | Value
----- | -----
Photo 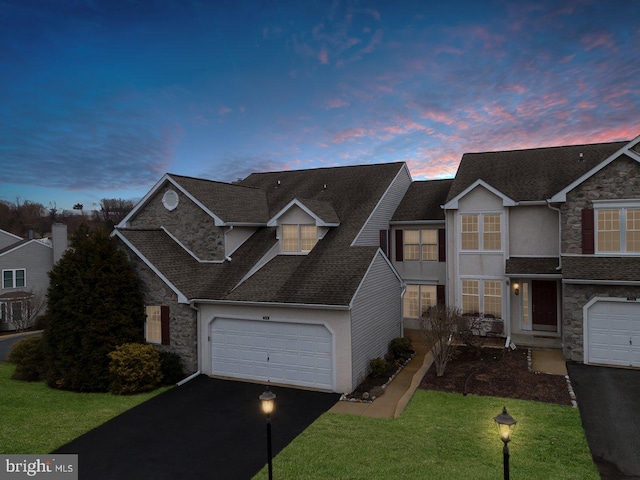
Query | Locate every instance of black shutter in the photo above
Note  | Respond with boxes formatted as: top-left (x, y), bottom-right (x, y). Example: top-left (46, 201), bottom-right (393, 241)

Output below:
top-left (438, 228), bottom-right (446, 262)
top-left (437, 285), bottom-right (446, 305)
top-left (379, 230), bottom-right (389, 257)
top-left (582, 208), bottom-right (594, 254)
top-left (395, 229), bottom-right (403, 261)
top-left (161, 305), bottom-right (170, 346)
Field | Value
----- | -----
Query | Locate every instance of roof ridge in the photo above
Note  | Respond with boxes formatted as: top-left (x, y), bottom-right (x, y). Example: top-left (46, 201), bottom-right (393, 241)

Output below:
top-left (465, 139), bottom-right (629, 156)
top-left (244, 161), bottom-right (405, 177)
top-left (167, 173), bottom-right (263, 191)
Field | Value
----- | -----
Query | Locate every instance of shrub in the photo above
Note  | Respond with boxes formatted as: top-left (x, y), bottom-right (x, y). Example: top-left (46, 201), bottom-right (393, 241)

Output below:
top-left (388, 337), bottom-right (413, 360)
top-left (369, 357), bottom-right (388, 377)
top-left (34, 314), bottom-right (49, 331)
top-left (108, 343), bottom-right (162, 395)
top-left (159, 350), bottom-right (185, 385)
top-left (7, 336), bottom-right (45, 381)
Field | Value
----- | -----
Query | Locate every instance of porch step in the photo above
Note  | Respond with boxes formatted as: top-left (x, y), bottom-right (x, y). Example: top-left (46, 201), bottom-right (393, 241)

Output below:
top-left (511, 334), bottom-right (562, 349)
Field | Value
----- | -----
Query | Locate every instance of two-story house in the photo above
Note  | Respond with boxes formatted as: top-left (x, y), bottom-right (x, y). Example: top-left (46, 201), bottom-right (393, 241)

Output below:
top-left (114, 163), bottom-right (412, 393)
top-left (443, 136), bottom-right (640, 368)
top-left (0, 224), bottom-right (68, 331)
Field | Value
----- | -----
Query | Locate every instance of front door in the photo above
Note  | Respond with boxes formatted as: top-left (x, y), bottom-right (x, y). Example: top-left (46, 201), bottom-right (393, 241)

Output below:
top-left (532, 280), bottom-right (558, 332)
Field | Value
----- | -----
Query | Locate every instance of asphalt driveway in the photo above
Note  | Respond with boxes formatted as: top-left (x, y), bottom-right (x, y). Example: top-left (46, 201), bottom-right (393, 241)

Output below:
top-left (54, 376), bottom-right (339, 480)
top-left (567, 363), bottom-right (640, 480)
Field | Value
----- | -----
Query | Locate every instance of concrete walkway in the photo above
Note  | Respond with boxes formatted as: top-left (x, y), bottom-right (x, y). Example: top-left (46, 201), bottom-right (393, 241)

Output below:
top-left (329, 342), bottom-right (433, 419)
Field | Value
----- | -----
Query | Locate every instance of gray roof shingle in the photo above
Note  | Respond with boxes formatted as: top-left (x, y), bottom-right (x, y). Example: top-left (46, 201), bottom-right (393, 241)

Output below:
top-left (505, 257), bottom-right (561, 276)
top-left (392, 179), bottom-right (453, 222)
top-left (447, 141), bottom-right (628, 203)
top-left (562, 256), bottom-right (640, 282)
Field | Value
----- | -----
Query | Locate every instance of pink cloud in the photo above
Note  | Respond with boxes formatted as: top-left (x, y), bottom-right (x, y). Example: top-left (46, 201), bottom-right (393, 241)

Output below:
top-left (318, 47), bottom-right (329, 64)
top-left (325, 98), bottom-right (350, 109)
top-left (332, 127), bottom-right (369, 144)
top-left (581, 32), bottom-right (615, 51)
top-left (218, 106), bottom-right (232, 116)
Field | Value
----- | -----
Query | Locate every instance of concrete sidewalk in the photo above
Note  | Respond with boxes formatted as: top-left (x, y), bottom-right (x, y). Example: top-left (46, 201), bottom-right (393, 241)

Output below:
top-left (329, 342), bottom-right (433, 419)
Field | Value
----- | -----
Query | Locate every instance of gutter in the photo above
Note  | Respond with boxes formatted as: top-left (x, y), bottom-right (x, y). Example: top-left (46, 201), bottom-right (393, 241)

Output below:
top-left (177, 370), bottom-right (201, 386)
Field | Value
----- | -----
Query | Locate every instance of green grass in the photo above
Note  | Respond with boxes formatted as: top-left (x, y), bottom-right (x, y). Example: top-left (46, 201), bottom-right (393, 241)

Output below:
top-left (253, 389), bottom-right (598, 480)
top-left (0, 362), bottom-right (169, 454)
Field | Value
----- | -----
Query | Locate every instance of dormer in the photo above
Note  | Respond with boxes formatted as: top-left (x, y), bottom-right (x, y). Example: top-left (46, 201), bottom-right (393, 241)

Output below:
top-left (267, 198), bottom-right (340, 254)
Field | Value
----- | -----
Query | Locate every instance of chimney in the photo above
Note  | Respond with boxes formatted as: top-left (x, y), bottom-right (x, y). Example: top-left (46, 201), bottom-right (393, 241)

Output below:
top-left (52, 223), bottom-right (68, 264)
top-left (28, 230), bottom-right (34, 240)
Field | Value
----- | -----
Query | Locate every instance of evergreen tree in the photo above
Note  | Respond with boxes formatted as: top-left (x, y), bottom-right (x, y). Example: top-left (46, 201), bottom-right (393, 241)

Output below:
top-left (44, 224), bottom-right (144, 391)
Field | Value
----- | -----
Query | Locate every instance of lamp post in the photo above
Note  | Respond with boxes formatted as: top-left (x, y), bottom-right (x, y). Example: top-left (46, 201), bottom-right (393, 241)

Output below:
top-left (259, 387), bottom-right (276, 480)
top-left (494, 406), bottom-right (516, 480)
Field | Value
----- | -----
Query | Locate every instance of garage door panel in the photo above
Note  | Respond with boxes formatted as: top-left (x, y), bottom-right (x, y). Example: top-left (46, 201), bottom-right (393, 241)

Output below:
top-left (587, 301), bottom-right (640, 368)
top-left (211, 318), bottom-right (333, 390)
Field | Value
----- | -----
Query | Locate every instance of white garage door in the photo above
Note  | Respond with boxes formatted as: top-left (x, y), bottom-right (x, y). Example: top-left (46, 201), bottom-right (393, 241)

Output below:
top-left (210, 318), bottom-right (333, 390)
top-left (587, 300), bottom-right (640, 367)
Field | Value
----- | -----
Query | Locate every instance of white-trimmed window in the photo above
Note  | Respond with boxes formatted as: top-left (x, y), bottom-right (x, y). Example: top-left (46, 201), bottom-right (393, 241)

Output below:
top-left (404, 230), bottom-right (438, 261)
top-left (461, 279), bottom-right (502, 318)
top-left (282, 225), bottom-right (318, 253)
top-left (596, 206), bottom-right (640, 253)
top-left (461, 214), bottom-right (501, 251)
top-left (403, 285), bottom-right (437, 318)
top-left (3, 269), bottom-right (25, 289)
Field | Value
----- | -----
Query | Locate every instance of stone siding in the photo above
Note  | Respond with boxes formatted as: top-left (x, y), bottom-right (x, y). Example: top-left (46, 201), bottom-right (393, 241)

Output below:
top-left (563, 283), bottom-right (640, 361)
top-left (122, 247), bottom-right (199, 373)
top-left (130, 184), bottom-right (225, 261)
top-left (561, 156), bottom-right (640, 254)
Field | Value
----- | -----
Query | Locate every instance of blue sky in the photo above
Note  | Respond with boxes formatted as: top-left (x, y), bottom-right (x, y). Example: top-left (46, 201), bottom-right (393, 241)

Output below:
top-left (1, 0), bottom-right (639, 211)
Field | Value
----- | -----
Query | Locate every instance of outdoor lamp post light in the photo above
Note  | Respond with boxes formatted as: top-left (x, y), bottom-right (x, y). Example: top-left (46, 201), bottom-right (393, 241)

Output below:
top-left (494, 406), bottom-right (517, 480)
top-left (259, 387), bottom-right (276, 480)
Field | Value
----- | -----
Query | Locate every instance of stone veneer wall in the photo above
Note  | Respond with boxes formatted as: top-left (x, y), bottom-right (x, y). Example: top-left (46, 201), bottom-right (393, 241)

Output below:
top-left (561, 156), bottom-right (640, 253)
top-left (561, 156), bottom-right (640, 361)
top-left (563, 283), bottom-right (640, 361)
top-left (130, 184), bottom-right (225, 261)
top-left (122, 246), bottom-right (199, 373)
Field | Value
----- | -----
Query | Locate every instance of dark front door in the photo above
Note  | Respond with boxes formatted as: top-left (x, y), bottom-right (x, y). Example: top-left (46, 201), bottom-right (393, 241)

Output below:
top-left (532, 280), bottom-right (558, 332)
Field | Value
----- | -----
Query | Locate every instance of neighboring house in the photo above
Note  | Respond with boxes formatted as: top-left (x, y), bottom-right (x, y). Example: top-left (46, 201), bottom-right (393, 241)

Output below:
top-left (0, 224), bottom-right (68, 331)
top-left (114, 163), bottom-right (412, 393)
top-left (443, 136), bottom-right (640, 368)
top-left (390, 179), bottom-right (452, 329)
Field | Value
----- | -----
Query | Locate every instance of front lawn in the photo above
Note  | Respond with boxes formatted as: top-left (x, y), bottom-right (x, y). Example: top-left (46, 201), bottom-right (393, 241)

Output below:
top-left (0, 363), bottom-right (168, 454)
top-left (253, 389), bottom-right (597, 480)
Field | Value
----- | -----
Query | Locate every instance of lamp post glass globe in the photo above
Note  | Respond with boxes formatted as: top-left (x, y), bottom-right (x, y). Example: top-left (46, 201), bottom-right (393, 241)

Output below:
top-left (260, 389), bottom-right (276, 416)
top-left (494, 406), bottom-right (517, 443)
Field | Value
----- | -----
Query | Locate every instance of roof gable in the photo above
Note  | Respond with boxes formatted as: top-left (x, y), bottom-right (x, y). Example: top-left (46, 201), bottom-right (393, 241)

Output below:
top-left (550, 135), bottom-right (640, 202)
top-left (266, 198), bottom-right (340, 227)
top-left (443, 179), bottom-right (517, 210)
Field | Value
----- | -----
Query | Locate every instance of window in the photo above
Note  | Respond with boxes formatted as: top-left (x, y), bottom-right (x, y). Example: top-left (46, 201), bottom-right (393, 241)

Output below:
top-left (2, 269), bottom-right (25, 289)
top-left (461, 214), bottom-right (501, 250)
top-left (596, 207), bottom-right (640, 253)
top-left (282, 225), bottom-right (318, 253)
top-left (403, 230), bottom-right (438, 261)
top-left (403, 285), bottom-right (437, 318)
top-left (461, 215), bottom-right (479, 250)
top-left (145, 305), bottom-right (169, 345)
top-left (461, 279), bottom-right (502, 318)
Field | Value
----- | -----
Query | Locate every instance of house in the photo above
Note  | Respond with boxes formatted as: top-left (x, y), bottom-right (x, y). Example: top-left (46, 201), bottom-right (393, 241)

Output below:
top-left (0, 224), bottom-right (68, 331)
top-left (389, 179), bottom-right (452, 329)
top-left (114, 163), bottom-right (412, 393)
top-left (443, 135), bottom-right (640, 368)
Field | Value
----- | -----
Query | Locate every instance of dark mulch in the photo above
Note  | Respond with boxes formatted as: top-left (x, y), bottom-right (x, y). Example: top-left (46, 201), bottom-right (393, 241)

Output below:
top-left (419, 345), bottom-right (572, 405)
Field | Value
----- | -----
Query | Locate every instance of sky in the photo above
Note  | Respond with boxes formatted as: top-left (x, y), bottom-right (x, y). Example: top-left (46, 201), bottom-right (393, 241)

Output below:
top-left (1, 0), bottom-right (639, 212)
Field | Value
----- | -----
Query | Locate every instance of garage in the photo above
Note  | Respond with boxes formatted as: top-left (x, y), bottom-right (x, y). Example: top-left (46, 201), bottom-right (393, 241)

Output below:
top-left (210, 318), bottom-right (333, 390)
top-left (586, 299), bottom-right (640, 367)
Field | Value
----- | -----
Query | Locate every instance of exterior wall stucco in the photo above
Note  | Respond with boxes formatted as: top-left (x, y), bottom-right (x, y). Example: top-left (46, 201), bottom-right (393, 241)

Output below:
top-left (509, 205), bottom-right (558, 256)
top-left (130, 184), bottom-right (225, 261)
top-left (391, 223), bottom-right (447, 282)
top-left (197, 303), bottom-right (353, 393)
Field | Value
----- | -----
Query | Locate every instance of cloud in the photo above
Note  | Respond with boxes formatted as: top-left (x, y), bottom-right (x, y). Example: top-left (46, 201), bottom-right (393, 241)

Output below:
top-left (218, 106), bottom-right (233, 116)
top-left (198, 155), bottom-right (291, 183)
top-left (324, 98), bottom-right (350, 109)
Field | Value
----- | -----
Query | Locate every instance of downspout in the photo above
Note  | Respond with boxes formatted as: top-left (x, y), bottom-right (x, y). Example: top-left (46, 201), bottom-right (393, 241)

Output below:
top-left (178, 301), bottom-right (202, 386)
top-left (400, 284), bottom-right (406, 335)
top-left (546, 200), bottom-right (562, 271)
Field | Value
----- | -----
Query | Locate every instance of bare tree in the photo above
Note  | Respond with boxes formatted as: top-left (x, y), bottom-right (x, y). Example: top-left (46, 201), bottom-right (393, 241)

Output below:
top-left (94, 198), bottom-right (134, 229)
top-left (418, 305), bottom-right (465, 377)
top-left (5, 290), bottom-right (47, 332)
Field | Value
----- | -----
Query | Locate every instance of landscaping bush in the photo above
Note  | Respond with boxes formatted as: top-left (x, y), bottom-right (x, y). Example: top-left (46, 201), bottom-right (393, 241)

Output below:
top-left (108, 343), bottom-right (162, 395)
top-left (7, 336), bottom-right (45, 381)
top-left (388, 337), bottom-right (413, 360)
top-left (44, 225), bottom-right (145, 392)
top-left (158, 350), bottom-right (185, 385)
top-left (34, 314), bottom-right (49, 331)
top-left (368, 357), bottom-right (388, 377)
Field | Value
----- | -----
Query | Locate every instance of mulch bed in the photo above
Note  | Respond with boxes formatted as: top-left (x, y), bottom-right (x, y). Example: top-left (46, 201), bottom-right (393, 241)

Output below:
top-left (420, 345), bottom-right (572, 406)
